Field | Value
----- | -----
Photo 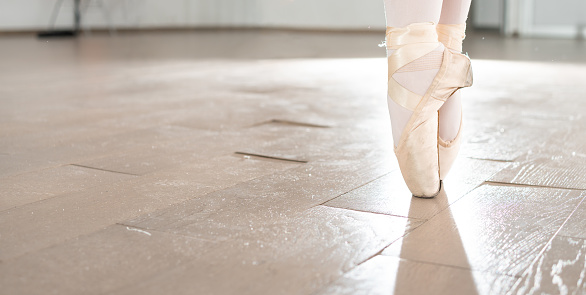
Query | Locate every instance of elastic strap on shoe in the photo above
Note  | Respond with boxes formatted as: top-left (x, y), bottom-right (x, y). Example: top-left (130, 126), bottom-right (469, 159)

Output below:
top-left (436, 24), bottom-right (466, 52)
top-left (385, 22), bottom-right (439, 49)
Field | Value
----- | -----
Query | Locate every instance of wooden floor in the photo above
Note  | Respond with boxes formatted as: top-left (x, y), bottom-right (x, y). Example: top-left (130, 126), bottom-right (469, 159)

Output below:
top-left (1, 29), bottom-right (586, 295)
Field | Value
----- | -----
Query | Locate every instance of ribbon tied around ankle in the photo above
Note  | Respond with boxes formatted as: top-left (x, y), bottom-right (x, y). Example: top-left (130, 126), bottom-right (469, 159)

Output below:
top-left (386, 22), bottom-right (439, 49)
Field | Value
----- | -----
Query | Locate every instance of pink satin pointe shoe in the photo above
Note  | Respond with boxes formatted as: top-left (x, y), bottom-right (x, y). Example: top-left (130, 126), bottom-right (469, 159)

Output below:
top-left (437, 23), bottom-right (469, 180)
top-left (387, 22), bottom-right (473, 198)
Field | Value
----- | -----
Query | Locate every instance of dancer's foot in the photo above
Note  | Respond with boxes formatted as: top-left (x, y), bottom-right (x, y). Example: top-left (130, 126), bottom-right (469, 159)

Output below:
top-left (437, 23), bottom-right (468, 179)
top-left (388, 45), bottom-right (444, 147)
top-left (387, 22), bottom-right (472, 197)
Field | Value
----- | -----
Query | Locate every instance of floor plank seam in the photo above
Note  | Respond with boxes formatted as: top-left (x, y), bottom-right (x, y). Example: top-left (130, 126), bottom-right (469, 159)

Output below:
top-left (353, 228), bottom-right (426, 268)
top-left (3, 149), bottom-right (300, 214)
top-left (308, 239), bottom-right (403, 295)
top-left (320, 204), bottom-right (426, 222)
top-left (484, 180), bottom-right (586, 191)
top-left (383, 255), bottom-right (524, 279)
top-left (109, 163), bottom-right (306, 229)
top-left (321, 170), bottom-right (491, 225)
top-left (69, 164), bottom-right (141, 176)
top-left (316, 171), bottom-right (394, 207)
top-left (408, 181), bottom-right (488, 223)
top-left (317, 218), bottom-right (433, 291)
top-left (2, 163), bottom-right (301, 260)
top-left (233, 151), bottom-right (309, 163)
top-left (249, 118), bottom-right (333, 129)
top-left (465, 156), bottom-right (516, 163)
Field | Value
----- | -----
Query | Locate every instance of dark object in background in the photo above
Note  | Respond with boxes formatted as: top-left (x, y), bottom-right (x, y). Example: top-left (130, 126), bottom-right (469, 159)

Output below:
top-left (37, 0), bottom-right (81, 38)
top-left (37, 30), bottom-right (77, 38)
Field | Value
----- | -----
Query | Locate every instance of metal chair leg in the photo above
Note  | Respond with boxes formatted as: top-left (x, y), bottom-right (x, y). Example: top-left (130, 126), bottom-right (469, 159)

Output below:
top-left (80, 0), bottom-right (117, 36)
top-left (74, 0), bottom-right (81, 33)
top-left (97, 0), bottom-right (117, 35)
top-left (48, 0), bottom-right (66, 29)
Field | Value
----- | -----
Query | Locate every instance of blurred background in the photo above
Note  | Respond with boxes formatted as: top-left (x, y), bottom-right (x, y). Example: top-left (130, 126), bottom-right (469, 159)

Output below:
top-left (1, 0), bottom-right (585, 63)
top-left (1, 0), bottom-right (586, 37)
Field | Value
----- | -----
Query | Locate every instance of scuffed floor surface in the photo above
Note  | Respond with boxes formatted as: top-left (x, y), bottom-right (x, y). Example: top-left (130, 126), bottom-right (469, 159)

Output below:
top-left (1, 31), bottom-right (586, 295)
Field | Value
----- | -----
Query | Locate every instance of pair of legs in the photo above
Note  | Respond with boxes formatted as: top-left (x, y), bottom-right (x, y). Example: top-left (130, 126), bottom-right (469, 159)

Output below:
top-left (384, 0), bottom-right (472, 145)
top-left (383, 0), bottom-right (473, 197)
top-left (385, 0), bottom-right (472, 26)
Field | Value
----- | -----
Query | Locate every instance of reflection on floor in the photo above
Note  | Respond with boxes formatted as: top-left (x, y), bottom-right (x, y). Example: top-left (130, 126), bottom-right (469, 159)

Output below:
top-left (1, 29), bottom-right (585, 294)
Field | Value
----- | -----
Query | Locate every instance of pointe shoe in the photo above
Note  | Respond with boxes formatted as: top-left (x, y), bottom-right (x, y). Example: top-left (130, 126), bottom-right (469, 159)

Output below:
top-left (387, 23), bottom-right (473, 198)
top-left (438, 112), bottom-right (462, 180)
top-left (436, 23), bottom-right (469, 180)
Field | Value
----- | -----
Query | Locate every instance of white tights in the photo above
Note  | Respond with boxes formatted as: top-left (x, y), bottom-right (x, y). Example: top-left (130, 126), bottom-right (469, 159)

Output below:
top-left (384, 0), bottom-right (472, 144)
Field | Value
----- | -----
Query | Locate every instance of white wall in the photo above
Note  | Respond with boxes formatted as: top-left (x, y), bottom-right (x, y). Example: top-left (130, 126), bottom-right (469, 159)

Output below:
top-left (0, 0), bottom-right (198, 30)
top-left (256, 0), bottom-right (384, 30)
top-left (4, 0), bottom-right (584, 38)
top-left (505, 0), bottom-right (586, 37)
top-left (473, 0), bottom-right (502, 29)
top-left (0, 0), bottom-right (386, 31)
top-left (529, 0), bottom-right (586, 37)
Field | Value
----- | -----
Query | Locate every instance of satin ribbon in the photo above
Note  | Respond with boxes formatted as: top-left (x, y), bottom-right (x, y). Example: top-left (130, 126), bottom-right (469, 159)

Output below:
top-left (437, 24), bottom-right (466, 52)
top-left (386, 22), bottom-right (439, 49)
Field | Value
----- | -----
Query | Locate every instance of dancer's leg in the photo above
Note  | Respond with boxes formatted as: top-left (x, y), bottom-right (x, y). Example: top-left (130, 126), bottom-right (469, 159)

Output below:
top-left (439, 0), bottom-right (472, 24)
top-left (384, 0), bottom-right (443, 28)
top-left (383, 0), bottom-right (473, 196)
top-left (383, 0), bottom-right (444, 146)
top-left (438, 0), bottom-right (472, 141)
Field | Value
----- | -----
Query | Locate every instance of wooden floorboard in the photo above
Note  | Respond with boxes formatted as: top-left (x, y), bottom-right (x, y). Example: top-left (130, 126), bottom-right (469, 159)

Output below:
top-left (1, 30), bottom-right (585, 294)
